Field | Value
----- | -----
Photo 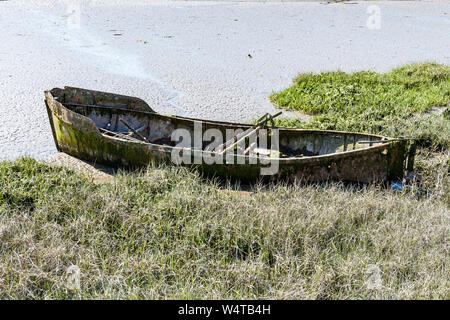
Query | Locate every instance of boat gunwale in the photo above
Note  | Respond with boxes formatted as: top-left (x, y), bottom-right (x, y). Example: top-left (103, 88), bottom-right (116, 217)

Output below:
top-left (45, 88), bottom-right (399, 164)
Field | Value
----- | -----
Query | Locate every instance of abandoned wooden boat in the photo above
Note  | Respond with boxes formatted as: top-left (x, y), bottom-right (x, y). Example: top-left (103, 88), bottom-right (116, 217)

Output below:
top-left (45, 86), bottom-right (413, 183)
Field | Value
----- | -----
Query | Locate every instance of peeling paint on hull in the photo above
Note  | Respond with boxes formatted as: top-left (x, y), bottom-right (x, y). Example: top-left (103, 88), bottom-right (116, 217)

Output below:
top-left (45, 87), bottom-right (407, 183)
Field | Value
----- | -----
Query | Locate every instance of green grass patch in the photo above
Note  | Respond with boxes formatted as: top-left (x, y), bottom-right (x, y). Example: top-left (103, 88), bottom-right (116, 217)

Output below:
top-left (271, 62), bottom-right (450, 150)
top-left (0, 158), bottom-right (448, 299)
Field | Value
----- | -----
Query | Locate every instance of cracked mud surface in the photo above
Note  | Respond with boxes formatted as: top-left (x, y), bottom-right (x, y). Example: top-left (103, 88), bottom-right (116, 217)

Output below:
top-left (1, 0), bottom-right (449, 160)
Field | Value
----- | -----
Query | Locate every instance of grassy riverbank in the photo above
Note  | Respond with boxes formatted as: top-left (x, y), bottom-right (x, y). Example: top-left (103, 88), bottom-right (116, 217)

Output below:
top-left (271, 63), bottom-right (450, 150)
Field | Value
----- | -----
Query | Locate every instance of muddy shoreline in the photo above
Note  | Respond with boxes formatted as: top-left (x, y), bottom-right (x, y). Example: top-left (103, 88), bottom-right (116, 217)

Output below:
top-left (1, 0), bottom-right (449, 160)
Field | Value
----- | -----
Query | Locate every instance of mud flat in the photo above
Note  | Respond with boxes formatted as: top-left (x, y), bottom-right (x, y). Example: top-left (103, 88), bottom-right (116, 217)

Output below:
top-left (49, 152), bottom-right (115, 184)
top-left (1, 0), bottom-right (449, 160)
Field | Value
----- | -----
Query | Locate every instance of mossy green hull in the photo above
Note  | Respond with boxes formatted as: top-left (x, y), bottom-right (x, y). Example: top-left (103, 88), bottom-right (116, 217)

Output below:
top-left (45, 87), bottom-right (408, 183)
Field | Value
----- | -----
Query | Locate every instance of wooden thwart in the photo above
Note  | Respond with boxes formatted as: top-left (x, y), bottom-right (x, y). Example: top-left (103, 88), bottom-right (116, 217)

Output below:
top-left (99, 127), bottom-right (142, 143)
top-left (119, 118), bottom-right (148, 142)
top-left (217, 112), bottom-right (282, 155)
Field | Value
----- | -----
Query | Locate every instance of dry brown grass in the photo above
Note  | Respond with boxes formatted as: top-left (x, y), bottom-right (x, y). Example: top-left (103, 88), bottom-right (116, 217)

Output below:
top-left (0, 158), bottom-right (448, 299)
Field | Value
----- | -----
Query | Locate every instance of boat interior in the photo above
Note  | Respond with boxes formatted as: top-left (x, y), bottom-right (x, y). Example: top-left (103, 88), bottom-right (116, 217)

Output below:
top-left (51, 87), bottom-right (389, 158)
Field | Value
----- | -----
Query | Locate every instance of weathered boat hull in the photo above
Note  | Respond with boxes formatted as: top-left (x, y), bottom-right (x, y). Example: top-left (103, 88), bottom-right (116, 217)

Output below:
top-left (45, 87), bottom-right (408, 183)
